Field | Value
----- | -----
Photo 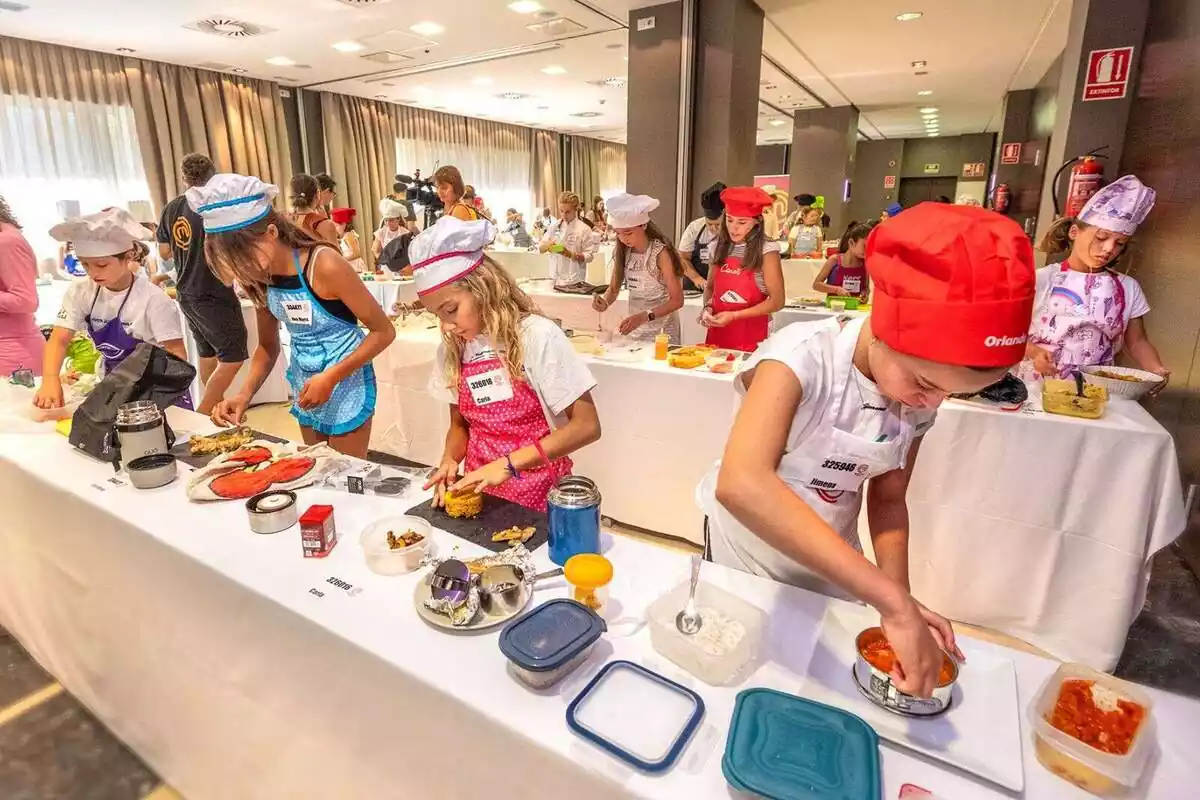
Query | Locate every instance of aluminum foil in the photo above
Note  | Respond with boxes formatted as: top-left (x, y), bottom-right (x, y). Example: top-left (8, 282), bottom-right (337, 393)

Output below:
top-left (423, 586), bottom-right (481, 627)
top-left (421, 545), bottom-right (537, 627)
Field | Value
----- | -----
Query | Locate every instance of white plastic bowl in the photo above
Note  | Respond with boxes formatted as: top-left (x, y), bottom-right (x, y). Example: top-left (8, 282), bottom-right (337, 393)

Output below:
top-left (359, 515), bottom-right (433, 575)
top-left (1081, 365), bottom-right (1163, 400)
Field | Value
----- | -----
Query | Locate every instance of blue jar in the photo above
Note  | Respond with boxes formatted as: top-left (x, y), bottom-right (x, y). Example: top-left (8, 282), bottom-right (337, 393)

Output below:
top-left (547, 476), bottom-right (602, 566)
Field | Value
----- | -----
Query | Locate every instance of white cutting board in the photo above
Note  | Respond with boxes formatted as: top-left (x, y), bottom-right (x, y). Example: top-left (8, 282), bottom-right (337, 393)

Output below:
top-left (798, 603), bottom-right (1025, 793)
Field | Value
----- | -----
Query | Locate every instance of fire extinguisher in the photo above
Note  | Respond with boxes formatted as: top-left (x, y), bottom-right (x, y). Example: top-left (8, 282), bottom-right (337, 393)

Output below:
top-left (993, 183), bottom-right (1012, 214)
top-left (1051, 146), bottom-right (1109, 217)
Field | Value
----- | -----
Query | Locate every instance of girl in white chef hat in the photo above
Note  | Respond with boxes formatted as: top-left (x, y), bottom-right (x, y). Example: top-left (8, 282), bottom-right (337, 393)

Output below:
top-left (592, 193), bottom-right (686, 344)
top-left (417, 216), bottom-right (602, 512)
top-left (187, 174), bottom-right (395, 458)
top-left (34, 207), bottom-right (187, 410)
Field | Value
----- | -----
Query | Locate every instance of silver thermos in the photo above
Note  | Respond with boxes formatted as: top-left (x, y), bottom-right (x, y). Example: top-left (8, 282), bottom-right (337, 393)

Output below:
top-left (114, 401), bottom-right (169, 462)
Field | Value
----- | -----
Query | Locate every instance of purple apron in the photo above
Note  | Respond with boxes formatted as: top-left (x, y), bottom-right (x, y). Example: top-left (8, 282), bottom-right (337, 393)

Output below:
top-left (85, 279), bottom-right (194, 410)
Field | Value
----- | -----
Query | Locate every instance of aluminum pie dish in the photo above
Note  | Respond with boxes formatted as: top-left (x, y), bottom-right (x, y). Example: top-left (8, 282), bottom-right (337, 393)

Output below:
top-left (852, 626), bottom-right (958, 718)
top-left (126, 453), bottom-right (178, 489)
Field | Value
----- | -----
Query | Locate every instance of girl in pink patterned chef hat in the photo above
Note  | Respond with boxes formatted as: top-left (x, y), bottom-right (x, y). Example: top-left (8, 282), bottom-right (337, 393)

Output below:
top-left (1019, 175), bottom-right (1169, 392)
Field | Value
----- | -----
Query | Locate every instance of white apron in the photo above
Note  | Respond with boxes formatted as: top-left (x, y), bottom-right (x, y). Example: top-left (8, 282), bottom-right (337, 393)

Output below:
top-left (697, 318), bottom-right (919, 598)
top-left (624, 239), bottom-right (681, 344)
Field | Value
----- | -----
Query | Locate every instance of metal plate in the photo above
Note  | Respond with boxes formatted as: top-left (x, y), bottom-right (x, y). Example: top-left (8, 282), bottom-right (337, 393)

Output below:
top-left (412, 578), bottom-right (530, 633)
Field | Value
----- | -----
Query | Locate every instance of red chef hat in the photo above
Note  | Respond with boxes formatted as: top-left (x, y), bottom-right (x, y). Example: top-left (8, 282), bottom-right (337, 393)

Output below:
top-left (720, 186), bottom-right (773, 218)
top-left (867, 202), bottom-right (1035, 367)
top-left (330, 207), bottom-right (356, 225)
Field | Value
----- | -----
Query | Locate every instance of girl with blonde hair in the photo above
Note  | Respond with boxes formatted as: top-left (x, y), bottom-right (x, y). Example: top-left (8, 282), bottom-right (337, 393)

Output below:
top-left (416, 217), bottom-right (601, 511)
top-left (539, 190), bottom-right (597, 287)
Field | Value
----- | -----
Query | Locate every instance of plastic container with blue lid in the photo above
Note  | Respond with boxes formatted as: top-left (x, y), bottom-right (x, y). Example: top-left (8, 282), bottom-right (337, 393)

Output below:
top-left (567, 660), bottom-right (705, 773)
top-left (499, 599), bottom-right (606, 689)
top-left (723, 688), bottom-right (880, 800)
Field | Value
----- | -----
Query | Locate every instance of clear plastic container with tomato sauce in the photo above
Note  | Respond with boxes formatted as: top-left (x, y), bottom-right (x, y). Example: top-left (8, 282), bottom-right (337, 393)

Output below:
top-left (1028, 662), bottom-right (1155, 797)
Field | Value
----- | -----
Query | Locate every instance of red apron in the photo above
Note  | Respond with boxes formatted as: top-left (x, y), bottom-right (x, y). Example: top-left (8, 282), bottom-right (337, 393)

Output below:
top-left (457, 356), bottom-right (573, 511)
top-left (705, 254), bottom-right (770, 352)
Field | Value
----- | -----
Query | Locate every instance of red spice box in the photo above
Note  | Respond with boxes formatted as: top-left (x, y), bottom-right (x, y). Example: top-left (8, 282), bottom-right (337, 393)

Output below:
top-left (300, 504), bottom-right (338, 558)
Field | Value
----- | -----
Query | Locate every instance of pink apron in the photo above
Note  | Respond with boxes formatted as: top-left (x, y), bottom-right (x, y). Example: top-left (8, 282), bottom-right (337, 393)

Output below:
top-left (1018, 263), bottom-right (1127, 380)
top-left (457, 356), bottom-right (573, 511)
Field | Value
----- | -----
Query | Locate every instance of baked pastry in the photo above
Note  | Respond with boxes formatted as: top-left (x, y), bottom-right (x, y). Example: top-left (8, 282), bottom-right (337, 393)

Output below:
top-left (189, 427), bottom-right (254, 456)
top-left (669, 353), bottom-right (706, 369)
top-left (444, 489), bottom-right (483, 519)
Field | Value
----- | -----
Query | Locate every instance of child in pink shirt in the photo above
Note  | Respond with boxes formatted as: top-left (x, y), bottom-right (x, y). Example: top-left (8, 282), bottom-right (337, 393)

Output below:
top-left (0, 198), bottom-right (45, 376)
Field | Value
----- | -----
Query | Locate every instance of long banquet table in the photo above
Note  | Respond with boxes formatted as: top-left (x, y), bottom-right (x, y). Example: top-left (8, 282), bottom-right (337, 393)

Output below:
top-left (1, 406), bottom-right (1196, 799)
top-left (371, 323), bottom-right (1185, 669)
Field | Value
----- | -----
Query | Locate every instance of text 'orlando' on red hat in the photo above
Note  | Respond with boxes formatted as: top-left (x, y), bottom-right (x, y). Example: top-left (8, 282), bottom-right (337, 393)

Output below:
top-left (867, 202), bottom-right (1036, 368)
top-left (720, 186), bottom-right (773, 219)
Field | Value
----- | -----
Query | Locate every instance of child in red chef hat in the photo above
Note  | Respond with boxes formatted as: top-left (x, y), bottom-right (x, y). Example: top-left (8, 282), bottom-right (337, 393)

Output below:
top-left (698, 202), bottom-right (1036, 700)
top-left (330, 207), bottom-right (366, 273)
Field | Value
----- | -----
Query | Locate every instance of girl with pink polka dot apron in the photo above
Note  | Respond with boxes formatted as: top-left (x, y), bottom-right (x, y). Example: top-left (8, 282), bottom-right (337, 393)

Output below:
top-left (457, 354), bottom-right (572, 511)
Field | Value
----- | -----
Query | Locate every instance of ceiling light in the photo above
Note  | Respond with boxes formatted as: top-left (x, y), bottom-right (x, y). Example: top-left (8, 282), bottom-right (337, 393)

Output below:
top-left (231, 68), bottom-right (247, 74)
top-left (332, 41), bottom-right (365, 53)
top-left (498, 92), bottom-right (531, 100)
top-left (928, 132), bottom-right (939, 137)
top-left (896, 11), bottom-right (923, 22)
top-left (769, 119), bottom-right (786, 127)
top-left (508, 0), bottom-right (542, 12)
top-left (409, 21), bottom-right (444, 37)
top-left (919, 106), bottom-right (938, 113)
top-left (911, 60), bottom-right (927, 69)
top-left (116, 47), bottom-right (136, 53)
top-left (374, 94), bottom-right (387, 99)
top-left (266, 56), bottom-right (296, 67)
top-left (472, 76), bottom-right (494, 86)
top-left (602, 76), bottom-right (626, 88)
top-left (918, 90), bottom-right (933, 96)
top-left (541, 65), bottom-right (566, 75)
top-left (212, 21), bottom-right (247, 35)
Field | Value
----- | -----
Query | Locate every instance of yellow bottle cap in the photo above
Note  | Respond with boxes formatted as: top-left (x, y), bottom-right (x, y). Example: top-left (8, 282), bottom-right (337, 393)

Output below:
top-left (564, 553), bottom-right (613, 589)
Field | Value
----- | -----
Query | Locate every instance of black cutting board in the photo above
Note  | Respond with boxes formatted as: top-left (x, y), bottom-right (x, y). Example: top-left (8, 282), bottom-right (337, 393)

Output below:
top-left (404, 494), bottom-right (549, 554)
top-left (170, 429), bottom-right (291, 469)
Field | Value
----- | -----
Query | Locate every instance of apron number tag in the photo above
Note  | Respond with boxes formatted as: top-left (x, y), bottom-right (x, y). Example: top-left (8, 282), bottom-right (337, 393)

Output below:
top-left (808, 457), bottom-right (871, 493)
top-left (468, 367), bottom-right (514, 406)
top-left (284, 300), bottom-right (313, 326)
top-left (842, 276), bottom-right (862, 295)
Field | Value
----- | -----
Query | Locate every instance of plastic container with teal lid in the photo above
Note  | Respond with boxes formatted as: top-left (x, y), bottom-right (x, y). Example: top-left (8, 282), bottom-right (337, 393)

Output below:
top-left (1028, 662), bottom-right (1155, 797)
top-left (723, 688), bottom-right (880, 800)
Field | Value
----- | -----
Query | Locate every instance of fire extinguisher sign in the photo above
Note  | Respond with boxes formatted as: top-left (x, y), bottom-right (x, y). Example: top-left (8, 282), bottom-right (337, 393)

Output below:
top-left (1082, 46), bottom-right (1134, 101)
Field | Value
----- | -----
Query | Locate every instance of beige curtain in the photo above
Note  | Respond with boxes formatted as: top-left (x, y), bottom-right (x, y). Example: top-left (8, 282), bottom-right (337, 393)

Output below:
top-left (0, 36), bottom-right (291, 213)
top-left (125, 60), bottom-right (291, 208)
top-left (567, 136), bottom-right (627, 205)
top-left (532, 129), bottom-right (562, 213)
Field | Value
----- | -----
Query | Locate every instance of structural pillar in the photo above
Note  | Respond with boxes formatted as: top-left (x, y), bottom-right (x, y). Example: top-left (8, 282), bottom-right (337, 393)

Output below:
top-left (1036, 0), bottom-right (1151, 237)
top-left (787, 106), bottom-right (859, 235)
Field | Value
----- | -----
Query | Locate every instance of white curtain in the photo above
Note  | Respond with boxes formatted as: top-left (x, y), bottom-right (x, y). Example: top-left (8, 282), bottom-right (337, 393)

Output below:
top-left (0, 93), bottom-right (152, 260)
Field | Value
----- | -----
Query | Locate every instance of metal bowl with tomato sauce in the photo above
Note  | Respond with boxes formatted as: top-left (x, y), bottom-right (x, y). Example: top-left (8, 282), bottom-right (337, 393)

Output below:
top-left (852, 626), bottom-right (959, 718)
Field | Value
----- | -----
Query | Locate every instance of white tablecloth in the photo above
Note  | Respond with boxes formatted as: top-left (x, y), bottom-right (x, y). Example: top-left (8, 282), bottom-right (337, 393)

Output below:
top-left (369, 327), bottom-right (1185, 668)
top-left (363, 277), bottom-right (418, 313)
top-left (1, 408), bottom-right (1195, 800)
top-left (36, 281), bottom-right (289, 407)
top-left (491, 245), bottom-right (615, 286)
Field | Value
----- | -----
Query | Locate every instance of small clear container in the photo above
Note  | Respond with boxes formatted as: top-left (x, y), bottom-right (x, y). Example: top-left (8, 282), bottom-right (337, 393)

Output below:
top-left (829, 298), bottom-right (848, 313)
top-left (1028, 662), bottom-right (1155, 797)
top-left (358, 515), bottom-right (433, 575)
top-left (645, 581), bottom-right (766, 686)
top-left (500, 599), bottom-right (606, 689)
top-left (564, 553), bottom-right (613, 616)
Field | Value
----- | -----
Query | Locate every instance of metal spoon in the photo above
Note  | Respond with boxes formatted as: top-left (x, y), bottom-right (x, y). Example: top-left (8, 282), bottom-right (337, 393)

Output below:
top-left (1074, 370), bottom-right (1086, 397)
top-left (675, 555), bottom-right (703, 635)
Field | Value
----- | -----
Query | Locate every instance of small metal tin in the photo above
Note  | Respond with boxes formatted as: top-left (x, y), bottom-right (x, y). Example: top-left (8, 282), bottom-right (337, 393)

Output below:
top-left (246, 490), bottom-right (299, 534)
top-left (430, 560), bottom-right (472, 608)
top-left (478, 564), bottom-right (529, 616)
top-left (852, 626), bottom-right (957, 718)
top-left (126, 453), bottom-right (177, 489)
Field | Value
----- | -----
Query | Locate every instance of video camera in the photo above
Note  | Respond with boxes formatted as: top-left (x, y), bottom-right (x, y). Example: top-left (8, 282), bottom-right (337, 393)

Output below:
top-left (396, 171), bottom-right (440, 211)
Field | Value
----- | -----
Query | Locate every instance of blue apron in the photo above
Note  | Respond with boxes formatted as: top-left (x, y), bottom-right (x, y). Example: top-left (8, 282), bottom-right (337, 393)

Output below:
top-left (266, 249), bottom-right (375, 436)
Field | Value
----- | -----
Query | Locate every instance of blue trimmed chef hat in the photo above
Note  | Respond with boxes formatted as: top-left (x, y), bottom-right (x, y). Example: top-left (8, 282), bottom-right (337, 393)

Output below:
top-left (1078, 175), bottom-right (1155, 236)
top-left (410, 216), bottom-right (497, 297)
top-left (186, 174), bottom-right (280, 233)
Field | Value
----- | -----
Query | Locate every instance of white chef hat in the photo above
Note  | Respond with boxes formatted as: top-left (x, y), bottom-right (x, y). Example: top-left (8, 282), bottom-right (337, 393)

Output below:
top-left (49, 207), bottom-right (153, 258)
top-left (410, 216), bottom-right (497, 297)
top-left (1078, 175), bottom-right (1156, 236)
top-left (379, 198), bottom-right (407, 220)
top-left (605, 193), bottom-right (659, 229)
top-left (186, 173), bottom-right (279, 233)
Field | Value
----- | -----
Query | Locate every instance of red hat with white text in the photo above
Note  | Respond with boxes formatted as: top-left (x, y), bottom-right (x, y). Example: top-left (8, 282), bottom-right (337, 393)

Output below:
top-left (867, 202), bottom-right (1035, 367)
top-left (720, 186), bottom-right (773, 218)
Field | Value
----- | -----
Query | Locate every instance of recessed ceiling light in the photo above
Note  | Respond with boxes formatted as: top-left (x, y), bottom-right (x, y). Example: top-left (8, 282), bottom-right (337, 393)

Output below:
top-left (928, 133), bottom-right (939, 137)
top-left (911, 60), bottom-right (927, 69)
top-left (116, 47), bottom-right (136, 53)
top-left (212, 21), bottom-right (247, 35)
top-left (769, 119), bottom-right (786, 127)
top-left (472, 76), bottom-right (494, 86)
top-left (541, 65), bottom-right (566, 75)
top-left (333, 41), bottom-right (365, 53)
top-left (374, 94), bottom-right (387, 99)
top-left (231, 68), bottom-right (247, 74)
top-left (918, 90), bottom-right (933, 96)
top-left (266, 56), bottom-right (296, 67)
top-left (602, 76), bottom-right (627, 88)
top-left (409, 21), bottom-right (444, 37)
top-left (919, 106), bottom-right (938, 113)
top-left (896, 11), bottom-right (923, 22)
top-left (508, 0), bottom-right (542, 12)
